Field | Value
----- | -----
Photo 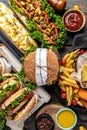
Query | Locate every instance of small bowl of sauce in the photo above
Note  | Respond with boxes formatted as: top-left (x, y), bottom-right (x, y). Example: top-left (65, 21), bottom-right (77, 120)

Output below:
top-left (35, 113), bottom-right (54, 130)
top-left (56, 107), bottom-right (77, 130)
top-left (62, 9), bottom-right (86, 32)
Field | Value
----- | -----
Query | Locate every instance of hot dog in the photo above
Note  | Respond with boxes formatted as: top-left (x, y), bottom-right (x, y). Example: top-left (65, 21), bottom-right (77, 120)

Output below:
top-left (8, 0), bottom-right (66, 51)
top-left (0, 2), bottom-right (37, 53)
top-left (0, 73), bottom-right (22, 104)
top-left (1, 87), bottom-right (36, 121)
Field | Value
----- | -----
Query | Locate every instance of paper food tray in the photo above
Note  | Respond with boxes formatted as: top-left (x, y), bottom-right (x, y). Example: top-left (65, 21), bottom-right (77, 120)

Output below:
top-left (0, 45), bottom-right (22, 72)
top-left (0, 45), bottom-right (51, 130)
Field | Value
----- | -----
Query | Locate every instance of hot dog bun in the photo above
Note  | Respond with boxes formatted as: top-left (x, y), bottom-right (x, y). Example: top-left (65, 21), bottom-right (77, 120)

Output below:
top-left (14, 96), bottom-right (36, 121)
top-left (1, 87), bottom-right (26, 110)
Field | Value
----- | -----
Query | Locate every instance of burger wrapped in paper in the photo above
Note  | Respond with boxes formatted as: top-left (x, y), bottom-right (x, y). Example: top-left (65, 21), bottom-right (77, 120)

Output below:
top-left (1, 87), bottom-right (37, 121)
top-left (24, 48), bottom-right (60, 86)
top-left (0, 57), bottom-right (11, 74)
top-left (0, 73), bottom-right (22, 104)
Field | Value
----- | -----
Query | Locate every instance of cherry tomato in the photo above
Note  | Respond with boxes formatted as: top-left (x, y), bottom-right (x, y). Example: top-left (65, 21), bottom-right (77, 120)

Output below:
top-left (77, 50), bottom-right (85, 55)
top-left (71, 99), bottom-right (77, 106)
top-left (60, 92), bottom-right (66, 99)
top-left (61, 59), bottom-right (66, 66)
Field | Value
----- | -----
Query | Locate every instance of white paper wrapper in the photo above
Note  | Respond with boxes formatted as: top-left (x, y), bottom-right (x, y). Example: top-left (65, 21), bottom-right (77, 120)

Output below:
top-left (72, 53), bottom-right (87, 88)
top-left (36, 48), bottom-right (47, 86)
top-left (77, 61), bottom-right (87, 88)
top-left (77, 52), bottom-right (87, 71)
top-left (6, 120), bottom-right (24, 130)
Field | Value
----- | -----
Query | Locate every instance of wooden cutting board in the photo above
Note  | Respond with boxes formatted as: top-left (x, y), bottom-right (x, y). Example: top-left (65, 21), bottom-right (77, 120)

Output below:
top-left (36, 104), bottom-right (62, 130)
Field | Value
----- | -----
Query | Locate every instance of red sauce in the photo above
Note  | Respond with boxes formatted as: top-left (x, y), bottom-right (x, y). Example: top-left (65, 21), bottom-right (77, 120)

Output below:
top-left (64, 11), bottom-right (83, 31)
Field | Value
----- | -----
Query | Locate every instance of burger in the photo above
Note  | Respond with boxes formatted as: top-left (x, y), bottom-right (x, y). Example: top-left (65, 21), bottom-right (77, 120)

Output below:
top-left (0, 73), bottom-right (22, 104)
top-left (0, 57), bottom-right (11, 74)
top-left (1, 87), bottom-right (37, 121)
top-left (24, 48), bottom-right (60, 86)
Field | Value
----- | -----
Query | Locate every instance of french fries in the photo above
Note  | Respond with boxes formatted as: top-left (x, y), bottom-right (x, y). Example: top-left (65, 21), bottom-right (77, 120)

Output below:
top-left (60, 75), bottom-right (77, 85)
top-left (61, 66), bottom-right (74, 78)
top-left (66, 86), bottom-right (70, 102)
top-left (66, 60), bottom-right (74, 68)
top-left (66, 51), bottom-right (74, 63)
top-left (58, 49), bottom-right (86, 107)
top-left (62, 80), bottom-right (79, 88)
top-left (63, 53), bottom-right (70, 60)
top-left (66, 86), bottom-right (73, 106)
top-left (63, 67), bottom-right (75, 73)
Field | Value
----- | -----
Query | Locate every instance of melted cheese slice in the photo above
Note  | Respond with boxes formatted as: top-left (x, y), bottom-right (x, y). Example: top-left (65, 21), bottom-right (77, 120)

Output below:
top-left (0, 2), bottom-right (36, 52)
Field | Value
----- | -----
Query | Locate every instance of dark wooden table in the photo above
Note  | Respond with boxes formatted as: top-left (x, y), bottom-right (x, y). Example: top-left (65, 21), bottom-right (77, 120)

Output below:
top-left (0, 0), bottom-right (87, 130)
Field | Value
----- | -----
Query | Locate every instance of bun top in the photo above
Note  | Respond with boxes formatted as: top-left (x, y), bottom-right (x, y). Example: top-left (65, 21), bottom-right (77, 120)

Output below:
top-left (24, 48), bottom-right (59, 86)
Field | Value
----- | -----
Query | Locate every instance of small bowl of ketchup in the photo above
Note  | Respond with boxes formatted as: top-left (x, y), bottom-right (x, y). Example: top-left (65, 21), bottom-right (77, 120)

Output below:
top-left (62, 9), bottom-right (86, 32)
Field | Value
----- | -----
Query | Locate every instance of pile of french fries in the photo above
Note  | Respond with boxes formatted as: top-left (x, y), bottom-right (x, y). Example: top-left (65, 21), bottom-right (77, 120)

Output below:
top-left (58, 49), bottom-right (86, 107)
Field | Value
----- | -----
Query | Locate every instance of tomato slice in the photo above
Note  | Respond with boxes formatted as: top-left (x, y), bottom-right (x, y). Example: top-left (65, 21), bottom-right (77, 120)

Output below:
top-left (22, 91), bottom-right (34, 101)
top-left (7, 107), bottom-right (15, 116)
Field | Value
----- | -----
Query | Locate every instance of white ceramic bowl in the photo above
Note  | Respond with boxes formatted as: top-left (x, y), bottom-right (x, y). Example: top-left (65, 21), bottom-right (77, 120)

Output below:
top-left (56, 107), bottom-right (77, 130)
